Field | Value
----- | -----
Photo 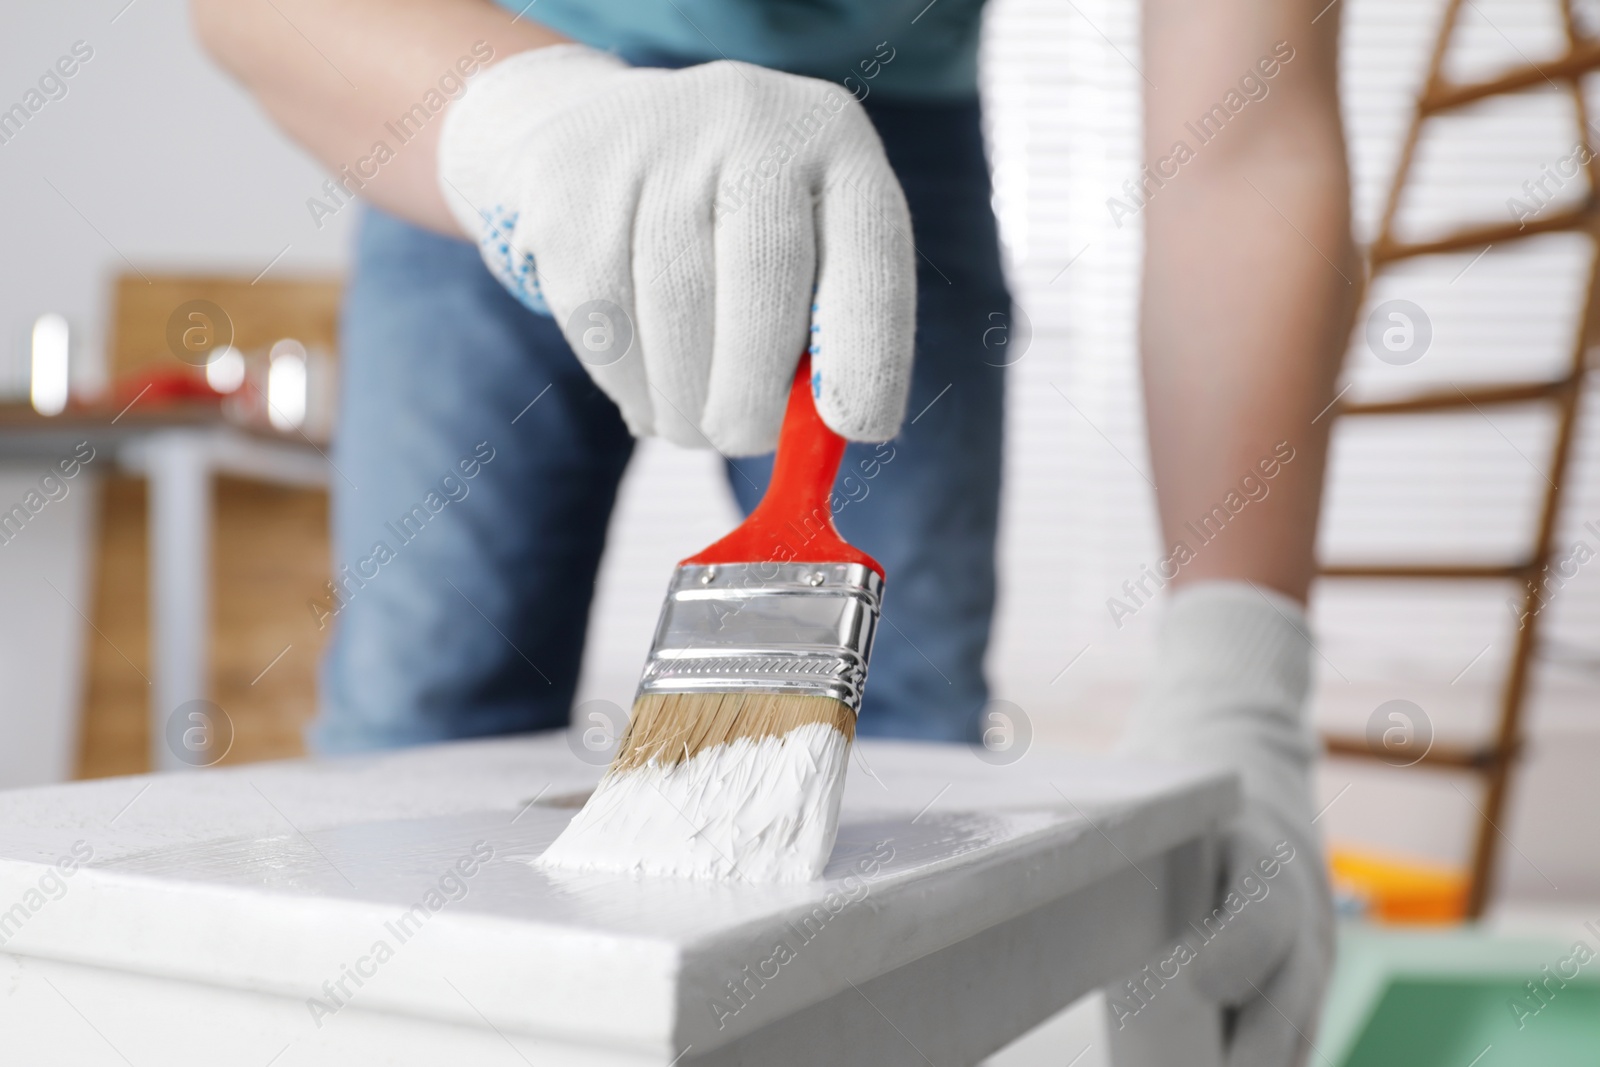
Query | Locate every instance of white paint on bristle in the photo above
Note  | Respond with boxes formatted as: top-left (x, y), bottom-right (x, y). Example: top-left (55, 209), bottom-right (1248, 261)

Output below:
top-left (537, 721), bottom-right (849, 882)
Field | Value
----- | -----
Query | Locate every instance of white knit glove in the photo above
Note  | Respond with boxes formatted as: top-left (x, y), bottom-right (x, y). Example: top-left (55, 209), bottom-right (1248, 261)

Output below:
top-left (438, 45), bottom-right (916, 456)
top-left (1117, 582), bottom-right (1333, 1067)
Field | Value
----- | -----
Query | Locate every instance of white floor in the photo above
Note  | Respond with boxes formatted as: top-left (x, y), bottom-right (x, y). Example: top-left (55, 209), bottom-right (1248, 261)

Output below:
top-left (984, 993), bottom-right (1107, 1067)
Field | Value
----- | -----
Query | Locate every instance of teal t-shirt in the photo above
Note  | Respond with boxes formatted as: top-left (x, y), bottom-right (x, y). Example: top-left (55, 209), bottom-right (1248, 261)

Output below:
top-left (494, 0), bottom-right (987, 99)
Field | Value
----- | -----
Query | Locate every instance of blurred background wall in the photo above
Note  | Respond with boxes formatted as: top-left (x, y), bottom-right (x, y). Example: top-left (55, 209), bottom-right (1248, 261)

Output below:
top-left (0, 0), bottom-right (351, 786)
top-left (0, 0), bottom-right (1595, 912)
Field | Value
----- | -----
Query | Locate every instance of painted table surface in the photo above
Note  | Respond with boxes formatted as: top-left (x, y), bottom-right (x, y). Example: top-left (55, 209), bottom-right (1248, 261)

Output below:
top-left (0, 734), bottom-right (1235, 1065)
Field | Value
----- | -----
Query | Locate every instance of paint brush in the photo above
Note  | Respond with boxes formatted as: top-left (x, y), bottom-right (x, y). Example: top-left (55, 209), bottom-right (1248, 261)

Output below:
top-left (539, 353), bottom-right (883, 882)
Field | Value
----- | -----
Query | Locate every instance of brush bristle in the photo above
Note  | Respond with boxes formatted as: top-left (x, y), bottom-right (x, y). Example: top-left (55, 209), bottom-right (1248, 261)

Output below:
top-left (613, 692), bottom-right (856, 771)
top-left (537, 693), bottom-right (855, 882)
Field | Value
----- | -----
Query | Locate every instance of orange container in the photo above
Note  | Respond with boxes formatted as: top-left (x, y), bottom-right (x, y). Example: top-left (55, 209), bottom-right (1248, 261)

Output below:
top-left (1328, 844), bottom-right (1470, 924)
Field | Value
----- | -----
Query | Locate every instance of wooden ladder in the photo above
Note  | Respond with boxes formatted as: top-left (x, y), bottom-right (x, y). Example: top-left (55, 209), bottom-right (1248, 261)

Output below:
top-left (1320, 0), bottom-right (1598, 917)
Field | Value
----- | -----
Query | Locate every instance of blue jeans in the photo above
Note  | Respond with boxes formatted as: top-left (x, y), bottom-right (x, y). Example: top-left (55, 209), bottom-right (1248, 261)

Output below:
top-left (312, 97), bottom-right (1009, 753)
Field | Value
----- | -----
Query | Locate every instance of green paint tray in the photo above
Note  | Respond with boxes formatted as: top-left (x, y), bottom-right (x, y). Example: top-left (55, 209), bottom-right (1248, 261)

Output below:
top-left (1322, 923), bottom-right (1600, 1066)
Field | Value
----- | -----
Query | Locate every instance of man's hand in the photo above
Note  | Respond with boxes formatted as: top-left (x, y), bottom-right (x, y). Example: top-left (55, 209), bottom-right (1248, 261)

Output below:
top-left (439, 46), bottom-right (916, 455)
top-left (1119, 582), bottom-right (1334, 1067)
top-left (1186, 800), bottom-right (1332, 1066)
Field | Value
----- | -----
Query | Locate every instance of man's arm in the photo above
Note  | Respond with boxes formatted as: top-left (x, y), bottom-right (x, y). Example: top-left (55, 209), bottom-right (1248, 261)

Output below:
top-left (1123, 3), bottom-right (1354, 1063)
top-left (1141, 0), bottom-right (1354, 602)
top-left (191, 0), bottom-right (566, 235)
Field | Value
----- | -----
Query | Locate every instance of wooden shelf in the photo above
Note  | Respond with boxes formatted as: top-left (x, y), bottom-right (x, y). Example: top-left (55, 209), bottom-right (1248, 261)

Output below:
top-left (1322, 734), bottom-right (1511, 771)
top-left (1371, 202), bottom-right (1594, 265)
top-left (1317, 561), bottom-right (1536, 580)
top-left (1330, 0), bottom-right (1592, 919)
top-left (1421, 40), bottom-right (1600, 114)
top-left (1337, 378), bottom-right (1575, 417)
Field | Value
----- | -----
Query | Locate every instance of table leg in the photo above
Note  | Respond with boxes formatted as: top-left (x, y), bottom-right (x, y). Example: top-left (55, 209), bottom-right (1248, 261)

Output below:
top-left (1105, 974), bottom-right (1224, 1067)
top-left (1104, 834), bottom-right (1225, 1067)
top-left (145, 432), bottom-right (212, 772)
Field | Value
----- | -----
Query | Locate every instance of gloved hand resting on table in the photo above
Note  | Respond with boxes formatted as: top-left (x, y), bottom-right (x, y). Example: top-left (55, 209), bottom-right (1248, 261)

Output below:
top-left (1119, 582), bottom-right (1334, 1067)
top-left (438, 45), bottom-right (916, 456)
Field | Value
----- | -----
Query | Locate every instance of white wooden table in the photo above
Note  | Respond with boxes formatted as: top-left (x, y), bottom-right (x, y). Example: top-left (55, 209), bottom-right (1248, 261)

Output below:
top-left (118, 424), bottom-right (328, 771)
top-left (0, 735), bottom-right (1234, 1066)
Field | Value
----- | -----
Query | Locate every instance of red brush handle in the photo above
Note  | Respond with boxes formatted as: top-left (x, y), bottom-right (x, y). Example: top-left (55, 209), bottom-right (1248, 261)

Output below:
top-left (684, 354), bottom-right (883, 578)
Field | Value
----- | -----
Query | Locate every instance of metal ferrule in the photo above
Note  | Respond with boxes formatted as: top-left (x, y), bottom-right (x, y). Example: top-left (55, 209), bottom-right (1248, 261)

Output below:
top-left (635, 562), bottom-right (884, 713)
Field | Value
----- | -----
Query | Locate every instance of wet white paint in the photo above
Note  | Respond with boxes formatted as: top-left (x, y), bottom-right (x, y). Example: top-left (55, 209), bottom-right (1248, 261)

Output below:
top-left (539, 721), bottom-right (849, 882)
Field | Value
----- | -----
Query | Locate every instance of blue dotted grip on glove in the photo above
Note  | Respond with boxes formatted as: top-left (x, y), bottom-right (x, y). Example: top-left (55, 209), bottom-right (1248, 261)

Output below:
top-left (479, 205), bottom-right (551, 316)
